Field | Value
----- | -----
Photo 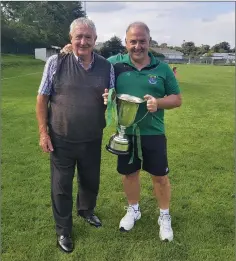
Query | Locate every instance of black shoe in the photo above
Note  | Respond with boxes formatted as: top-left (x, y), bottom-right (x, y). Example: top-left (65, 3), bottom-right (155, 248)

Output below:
top-left (78, 211), bottom-right (102, 227)
top-left (57, 235), bottom-right (74, 253)
top-left (85, 214), bottom-right (102, 227)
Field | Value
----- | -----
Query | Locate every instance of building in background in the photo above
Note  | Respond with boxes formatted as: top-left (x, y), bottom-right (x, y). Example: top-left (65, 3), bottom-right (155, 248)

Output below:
top-left (35, 46), bottom-right (61, 62)
top-left (201, 52), bottom-right (235, 62)
top-left (150, 47), bottom-right (184, 60)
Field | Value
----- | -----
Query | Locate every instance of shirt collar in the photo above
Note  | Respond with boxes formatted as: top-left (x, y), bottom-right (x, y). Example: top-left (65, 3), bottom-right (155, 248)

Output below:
top-left (73, 52), bottom-right (95, 64)
top-left (122, 52), bottom-right (159, 68)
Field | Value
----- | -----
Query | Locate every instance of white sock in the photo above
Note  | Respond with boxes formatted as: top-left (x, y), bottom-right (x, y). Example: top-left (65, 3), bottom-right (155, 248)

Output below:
top-left (160, 208), bottom-right (169, 216)
top-left (130, 203), bottom-right (140, 211)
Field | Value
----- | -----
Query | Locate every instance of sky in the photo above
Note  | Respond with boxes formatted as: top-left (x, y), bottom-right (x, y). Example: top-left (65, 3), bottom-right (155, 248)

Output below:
top-left (83, 1), bottom-right (235, 48)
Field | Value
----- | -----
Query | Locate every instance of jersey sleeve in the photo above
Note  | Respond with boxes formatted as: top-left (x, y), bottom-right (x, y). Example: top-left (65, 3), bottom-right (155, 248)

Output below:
top-left (107, 54), bottom-right (123, 65)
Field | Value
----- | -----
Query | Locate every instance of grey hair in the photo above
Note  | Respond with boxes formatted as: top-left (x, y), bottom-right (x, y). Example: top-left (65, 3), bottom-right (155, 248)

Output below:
top-left (70, 17), bottom-right (97, 35)
top-left (126, 21), bottom-right (150, 37)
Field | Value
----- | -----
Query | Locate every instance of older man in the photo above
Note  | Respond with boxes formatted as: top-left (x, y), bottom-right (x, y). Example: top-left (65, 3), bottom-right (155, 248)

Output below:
top-left (105, 22), bottom-right (182, 242)
top-left (36, 17), bottom-right (114, 253)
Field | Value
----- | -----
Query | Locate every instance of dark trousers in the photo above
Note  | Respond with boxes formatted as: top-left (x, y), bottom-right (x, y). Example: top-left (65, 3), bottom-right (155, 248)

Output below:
top-left (50, 137), bottom-right (102, 235)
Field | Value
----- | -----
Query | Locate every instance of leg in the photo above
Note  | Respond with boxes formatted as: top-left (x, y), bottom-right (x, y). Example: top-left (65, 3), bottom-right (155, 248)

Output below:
top-left (142, 135), bottom-right (170, 209)
top-left (76, 139), bottom-right (102, 215)
top-left (152, 175), bottom-right (171, 210)
top-left (117, 136), bottom-right (142, 231)
top-left (50, 139), bottom-right (76, 236)
top-left (142, 135), bottom-right (173, 241)
top-left (122, 171), bottom-right (140, 205)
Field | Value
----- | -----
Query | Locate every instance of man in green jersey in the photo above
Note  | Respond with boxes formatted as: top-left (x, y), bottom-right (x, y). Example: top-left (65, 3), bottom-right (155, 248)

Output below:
top-left (104, 22), bottom-right (182, 241)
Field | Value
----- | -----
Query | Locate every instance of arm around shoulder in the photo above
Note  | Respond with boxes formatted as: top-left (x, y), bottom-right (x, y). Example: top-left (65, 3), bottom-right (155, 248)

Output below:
top-left (107, 53), bottom-right (123, 65)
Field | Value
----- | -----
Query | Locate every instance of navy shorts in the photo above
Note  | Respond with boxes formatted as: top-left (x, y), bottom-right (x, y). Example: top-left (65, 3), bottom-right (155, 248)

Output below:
top-left (117, 135), bottom-right (169, 176)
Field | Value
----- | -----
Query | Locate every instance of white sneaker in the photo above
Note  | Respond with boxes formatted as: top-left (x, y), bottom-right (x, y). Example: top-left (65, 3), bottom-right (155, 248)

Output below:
top-left (158, 214), bottom-right (173, 242)
top-left (119, 205), bottom-right (141, 231)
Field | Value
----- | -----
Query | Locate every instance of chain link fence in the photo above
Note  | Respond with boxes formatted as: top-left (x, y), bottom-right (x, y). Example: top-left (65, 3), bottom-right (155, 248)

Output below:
top-left (164, 56), bottom-right (235, 66)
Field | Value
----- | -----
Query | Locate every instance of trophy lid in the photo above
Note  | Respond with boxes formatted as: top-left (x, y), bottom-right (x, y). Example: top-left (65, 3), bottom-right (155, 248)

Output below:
top-left (117, 94), bottom-right (144, 104)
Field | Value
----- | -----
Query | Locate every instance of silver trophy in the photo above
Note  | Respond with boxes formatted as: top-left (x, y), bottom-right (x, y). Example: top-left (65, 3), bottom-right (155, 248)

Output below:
top-left (106, 94), bottom-right (145, 155)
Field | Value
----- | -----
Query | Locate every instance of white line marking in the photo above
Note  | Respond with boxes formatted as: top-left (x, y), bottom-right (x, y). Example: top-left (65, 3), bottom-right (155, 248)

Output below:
top-left (1, 72), bottom-right (41, 80)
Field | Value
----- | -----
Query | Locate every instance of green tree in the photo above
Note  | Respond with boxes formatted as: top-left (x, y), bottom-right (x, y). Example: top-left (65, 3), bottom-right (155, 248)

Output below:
top-left (211, 42), bottom-right (231, 53)
top-left (1, 1), bottom-right (85, 53)
top-left (199, 44), bottom-right (210, 55)
top-left (211, 44), bottom-right (220, 52)
top-left (181, 41), bottom-right (197, 56)
top-left (174, 46), bottom-right (183, 53)
top-left (205, 51), bottom-right (213, 57)
top-left (159, 43), bottom-right (168, 48)
top-left (218, 41), bottom-right (231, 52)
top-left (100, 36), bottom-right (125, 58)
top-left (150, 39), bottom-right (158, 47)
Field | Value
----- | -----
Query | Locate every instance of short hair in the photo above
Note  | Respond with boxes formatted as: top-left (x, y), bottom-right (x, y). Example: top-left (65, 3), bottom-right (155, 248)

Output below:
top-left (70, 17), bottom-right (97, 35)
top-left (126, 21), bottom-right (150, 37)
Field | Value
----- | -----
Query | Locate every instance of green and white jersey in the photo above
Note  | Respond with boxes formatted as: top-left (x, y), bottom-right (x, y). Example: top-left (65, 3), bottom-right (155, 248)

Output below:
top-left (108, 52), bottom-right (180, 135)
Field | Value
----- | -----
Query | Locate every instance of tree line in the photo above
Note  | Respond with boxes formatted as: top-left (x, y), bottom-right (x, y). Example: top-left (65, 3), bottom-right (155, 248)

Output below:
top-left (171, 41), bottom-right (235, 57)
top-left (1, 1), bottom-right (85, 54)
top-left (97, 37), bottom-right (235, 59)
top-left (1, 1), bottom-right (235, 58)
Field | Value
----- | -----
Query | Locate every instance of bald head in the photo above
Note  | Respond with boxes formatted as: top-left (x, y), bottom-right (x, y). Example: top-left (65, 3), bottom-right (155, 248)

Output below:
top-left (125, 21), bottom-right (151, 64)
top-left (126, 22), bottom-right (150, 37)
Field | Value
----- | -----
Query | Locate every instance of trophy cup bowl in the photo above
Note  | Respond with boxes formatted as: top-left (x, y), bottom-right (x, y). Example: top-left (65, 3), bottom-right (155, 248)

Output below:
top-left (106, 94), bottom-right (145, 155)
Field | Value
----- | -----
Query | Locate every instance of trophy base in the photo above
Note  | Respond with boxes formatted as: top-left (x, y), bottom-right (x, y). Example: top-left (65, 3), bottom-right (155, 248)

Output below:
top-left (106, 134), bottom-right (129, 156)
top-left (106, 145), bottom-right (129, 156)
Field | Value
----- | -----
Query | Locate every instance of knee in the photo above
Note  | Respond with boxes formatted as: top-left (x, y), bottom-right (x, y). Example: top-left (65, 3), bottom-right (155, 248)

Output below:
top-left (152, 175), bottom-right (169, 186)
top-left (123, 171), bottom-right (139, 181)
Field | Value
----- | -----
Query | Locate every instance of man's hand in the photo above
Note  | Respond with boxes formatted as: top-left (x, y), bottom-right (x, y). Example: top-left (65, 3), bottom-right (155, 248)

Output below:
top-left (39, 133), bottom-right (54, 153)
top-left (60, 44), bottom-right (73, 54)
top-left (144, 94), bottom-right (158, 113)
top-left (102, 89), bottom-right (109, 105)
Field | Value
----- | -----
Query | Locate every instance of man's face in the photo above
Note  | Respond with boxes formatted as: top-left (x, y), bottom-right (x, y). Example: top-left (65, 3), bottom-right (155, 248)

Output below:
top-left (70, 25), bottom-right (97, 57)
top-left (125, 26), bottom-right (150, 63)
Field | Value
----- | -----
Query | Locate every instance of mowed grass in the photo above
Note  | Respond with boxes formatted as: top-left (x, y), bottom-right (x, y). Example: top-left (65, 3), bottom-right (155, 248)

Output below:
top-left (1, 55), bottom-right (235, 261)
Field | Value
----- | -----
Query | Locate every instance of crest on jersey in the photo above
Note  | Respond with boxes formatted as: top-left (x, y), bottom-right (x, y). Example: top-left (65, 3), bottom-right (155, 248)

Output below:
top-left (148, 74), bottom-right (157, 84)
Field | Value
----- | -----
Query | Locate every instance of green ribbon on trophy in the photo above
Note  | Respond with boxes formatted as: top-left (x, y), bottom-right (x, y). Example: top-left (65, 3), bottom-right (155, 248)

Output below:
top-left (106, 88), bottom-right (117, 127)
top-left (106, 91), bottom-right (148, 164)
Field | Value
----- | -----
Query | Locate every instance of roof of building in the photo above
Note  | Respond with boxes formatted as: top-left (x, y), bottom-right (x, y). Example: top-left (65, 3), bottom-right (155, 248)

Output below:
top-left (51, 45), bottom-right (61, 50)
top-left (35, 45), bottom-right (61, 50)
top-left (150, 47), bottom-right (183, 55)
top-left (202, 52), bottom-right (235, 57)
